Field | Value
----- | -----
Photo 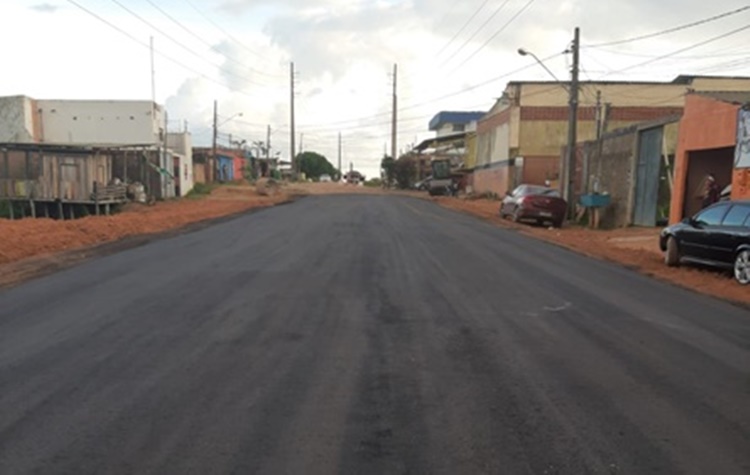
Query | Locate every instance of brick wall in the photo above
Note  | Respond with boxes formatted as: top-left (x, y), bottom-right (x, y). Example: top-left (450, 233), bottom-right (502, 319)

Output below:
top-left (522, 156), bottom-right (559, 185)
top-left (472, 163), bottom-right (511, 196)
top-left (520, 106), bottom-right (683, 121)
top-left (477, 108), bottom-right (511, 133)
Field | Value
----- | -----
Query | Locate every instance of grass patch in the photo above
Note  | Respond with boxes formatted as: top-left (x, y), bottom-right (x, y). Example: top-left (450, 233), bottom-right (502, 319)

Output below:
top-left (186, 183), bottom-right (219, 199)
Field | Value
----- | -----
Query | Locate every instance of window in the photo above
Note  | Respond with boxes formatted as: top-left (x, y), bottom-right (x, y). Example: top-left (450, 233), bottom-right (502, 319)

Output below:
top-left (694, 204), bottom-right (730, 226)
top-left (452, 124), bottom-right (465, 132)
top-left (722, 205), bottom-right (750, 227)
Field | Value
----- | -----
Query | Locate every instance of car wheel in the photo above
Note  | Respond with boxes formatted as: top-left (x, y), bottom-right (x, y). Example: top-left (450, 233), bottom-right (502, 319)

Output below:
top-left (665, 236), bottom-right (680, 267)
top-left (553, 218), bottom-right (564, 228)
top-left (734, 250), bottom-right (750, 285)
top-left (512, 207), bottom-right (521, 223)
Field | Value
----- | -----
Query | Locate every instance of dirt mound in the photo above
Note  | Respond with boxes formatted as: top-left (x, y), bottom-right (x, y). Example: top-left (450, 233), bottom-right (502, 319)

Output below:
top-left (256, 178), bottom-right (282, 197)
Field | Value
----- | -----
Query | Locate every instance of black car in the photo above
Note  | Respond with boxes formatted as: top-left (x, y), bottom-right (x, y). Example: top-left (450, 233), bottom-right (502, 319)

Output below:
top-left (660, 200), bottom-right (750, 284)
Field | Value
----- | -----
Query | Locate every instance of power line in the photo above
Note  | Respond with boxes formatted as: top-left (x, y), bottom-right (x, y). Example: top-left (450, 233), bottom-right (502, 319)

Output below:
top-left (108, 0), bottom-right (276, 88)
top-left (65, 0), bottom-right (260, 98)
top-left (435, 0), bottom-right (492, 57)
top-left (448, 0), bottom-right (538, 75)
top-left (143, 0), bottom-right (284, 80)
top-left (298, 54), bottom-right (559, 131)
top-left (584, 5), bottom-right (750, 48)
top-left (183, 0), bottom-right (276, 65)
top-left (601, 22), bottom-right (750, 77)
top-left (440, 0), bottom-right (511, 67)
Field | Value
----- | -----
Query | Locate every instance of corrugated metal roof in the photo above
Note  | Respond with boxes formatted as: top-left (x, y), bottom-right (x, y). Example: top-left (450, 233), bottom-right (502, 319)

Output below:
top-left (428, 111), bottom-right (485, 131)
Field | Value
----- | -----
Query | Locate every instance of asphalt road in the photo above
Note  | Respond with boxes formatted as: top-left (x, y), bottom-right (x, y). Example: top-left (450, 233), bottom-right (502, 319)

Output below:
top-left (1, 195), bottom-right (749, 475)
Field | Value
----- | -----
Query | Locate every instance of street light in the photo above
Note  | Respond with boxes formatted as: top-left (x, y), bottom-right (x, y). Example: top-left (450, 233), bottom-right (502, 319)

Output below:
top-left (517, 48), bottom-right (567, 90)
top-left (218, 112), bottom-right (243, 127)
top-left (211, 107), bottom-right (243, 182)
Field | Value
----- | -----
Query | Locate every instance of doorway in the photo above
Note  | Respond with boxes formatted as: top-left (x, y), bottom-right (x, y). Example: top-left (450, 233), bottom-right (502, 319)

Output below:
top-left (683, 147), bottom-right (734, 219)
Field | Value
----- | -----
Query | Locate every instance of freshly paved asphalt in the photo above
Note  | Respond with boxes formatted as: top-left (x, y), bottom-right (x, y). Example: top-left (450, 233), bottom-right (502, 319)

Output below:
top-left (1, 195), bottom-right (749, 474)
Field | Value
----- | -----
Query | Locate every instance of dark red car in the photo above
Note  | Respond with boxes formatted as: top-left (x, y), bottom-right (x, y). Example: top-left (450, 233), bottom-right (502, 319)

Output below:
top-left (500, 184), bottom-right (567, 227)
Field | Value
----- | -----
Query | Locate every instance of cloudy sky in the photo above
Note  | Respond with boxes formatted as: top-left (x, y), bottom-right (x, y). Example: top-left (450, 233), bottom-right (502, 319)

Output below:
top-left (2, 0), bottom-right (750, 178)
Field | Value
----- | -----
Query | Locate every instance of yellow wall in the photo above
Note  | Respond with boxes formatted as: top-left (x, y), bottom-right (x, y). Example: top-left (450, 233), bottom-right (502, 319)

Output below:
top-left (517, 78), bottom-right (750, 108)
top-left (690, 77), bottom-right (750, 91)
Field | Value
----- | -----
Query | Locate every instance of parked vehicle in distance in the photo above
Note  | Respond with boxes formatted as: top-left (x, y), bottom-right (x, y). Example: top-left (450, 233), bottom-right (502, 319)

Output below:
top-left (500, 184), bottom-right (567, 228)
top-left (319, 174), bottom-right (332, 182)
top-left (414, 177), bottom-right (432, 191)
top-left (660, 200), bottom-right (750, 284)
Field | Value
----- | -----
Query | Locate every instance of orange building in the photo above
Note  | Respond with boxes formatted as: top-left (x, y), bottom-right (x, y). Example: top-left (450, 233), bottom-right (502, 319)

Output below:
top-left (670, 92), bottom-right (750, 223)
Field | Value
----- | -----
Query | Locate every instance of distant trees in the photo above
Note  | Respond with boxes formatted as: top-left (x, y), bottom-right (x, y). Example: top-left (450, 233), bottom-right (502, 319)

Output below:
top-left (380, 155), bottom-right (396, 188)
top-left (295, 151), bottom-right (338, 180)
top-left (394, 157), bottom-right (416, 189)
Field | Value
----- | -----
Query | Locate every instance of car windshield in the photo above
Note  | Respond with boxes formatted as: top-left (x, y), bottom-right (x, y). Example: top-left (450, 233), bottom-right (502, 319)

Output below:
top-left (522, 185), bottom-right (560, 197)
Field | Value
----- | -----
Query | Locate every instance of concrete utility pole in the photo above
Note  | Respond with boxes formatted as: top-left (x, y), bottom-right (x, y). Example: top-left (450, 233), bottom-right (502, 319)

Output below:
top-left (150, 36), bottom-right (156, 107)
top-left (290, 62), bottom-right (296, 177)
top-left (595, 89), bottom-right (602, 141)
top-left (564, 27), bottom-right (580, 219)
top-left (266, 125), bottom-right (271, 161)
top-left (391, 64), bottom-right (398, 161)
top-left (338, 132), bottom-right (342, 180)
top-left (211, 100), bottom-right (218, 183)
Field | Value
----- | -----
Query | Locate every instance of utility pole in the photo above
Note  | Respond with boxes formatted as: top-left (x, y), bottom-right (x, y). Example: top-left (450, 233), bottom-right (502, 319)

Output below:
top-left (338, 132), bottom-right (342, 180)
top-left (211, 100), bottom-right (217, 183)
top-left (266, 125), bottom-right (271, 161)
top-left (391, 64), bottom-right (398, 161)
top-left (290, 62), bottom-right (296, 178)
top-left (564, 27), bottom-right (580, 220)
top-left (595, 90), bottom-right (602, 140)
top-left (299, 132), bottom-right (304, 155)
top-left (149, 36), bottom-right (156, 107)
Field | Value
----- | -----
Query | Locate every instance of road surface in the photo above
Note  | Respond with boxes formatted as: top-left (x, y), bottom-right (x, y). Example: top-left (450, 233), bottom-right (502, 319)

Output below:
top-left (1, 195), bottom-right (749, 474)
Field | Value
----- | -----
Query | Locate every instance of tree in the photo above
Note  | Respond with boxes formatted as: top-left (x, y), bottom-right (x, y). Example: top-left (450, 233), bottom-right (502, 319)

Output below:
top-left (381, 155), bottom-right (396, 188)
top-left (394, 157), bottom-right (416, 189)
top-left (295, 151), bottom-right (337, 180)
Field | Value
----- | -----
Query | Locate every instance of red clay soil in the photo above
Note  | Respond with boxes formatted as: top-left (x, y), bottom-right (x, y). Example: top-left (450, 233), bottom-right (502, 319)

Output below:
top-left (433, 196), bottom-right (750, 308)
top-left (0, 188), bottom-right (287, 267)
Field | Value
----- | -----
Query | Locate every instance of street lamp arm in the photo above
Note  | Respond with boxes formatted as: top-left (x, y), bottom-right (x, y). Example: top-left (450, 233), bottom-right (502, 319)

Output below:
top-left (218, 112), bottom-right (243, 127)
top-left (518, 48), bottom-right (568, 92)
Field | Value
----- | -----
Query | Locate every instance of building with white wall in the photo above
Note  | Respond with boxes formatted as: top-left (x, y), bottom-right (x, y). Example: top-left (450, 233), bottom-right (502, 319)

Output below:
top-left (0, 95), bottom-right (177, 200)
top-left (0, 96), bottom-right (165, 145)
top-left (167, 132), bottom-right (194, 196)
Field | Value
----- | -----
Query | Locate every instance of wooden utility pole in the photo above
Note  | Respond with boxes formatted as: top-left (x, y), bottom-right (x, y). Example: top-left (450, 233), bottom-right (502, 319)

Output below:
top-left (211, 100), bottom-right (217, 183)
top-left (290, 62), bottom-right (296, 177)
top-left (564, 27), bottom-right (580, 219)
top-left (391, 64), bottom-right (398, 161)
top-left (338, 132), bottom-right (342, 180)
